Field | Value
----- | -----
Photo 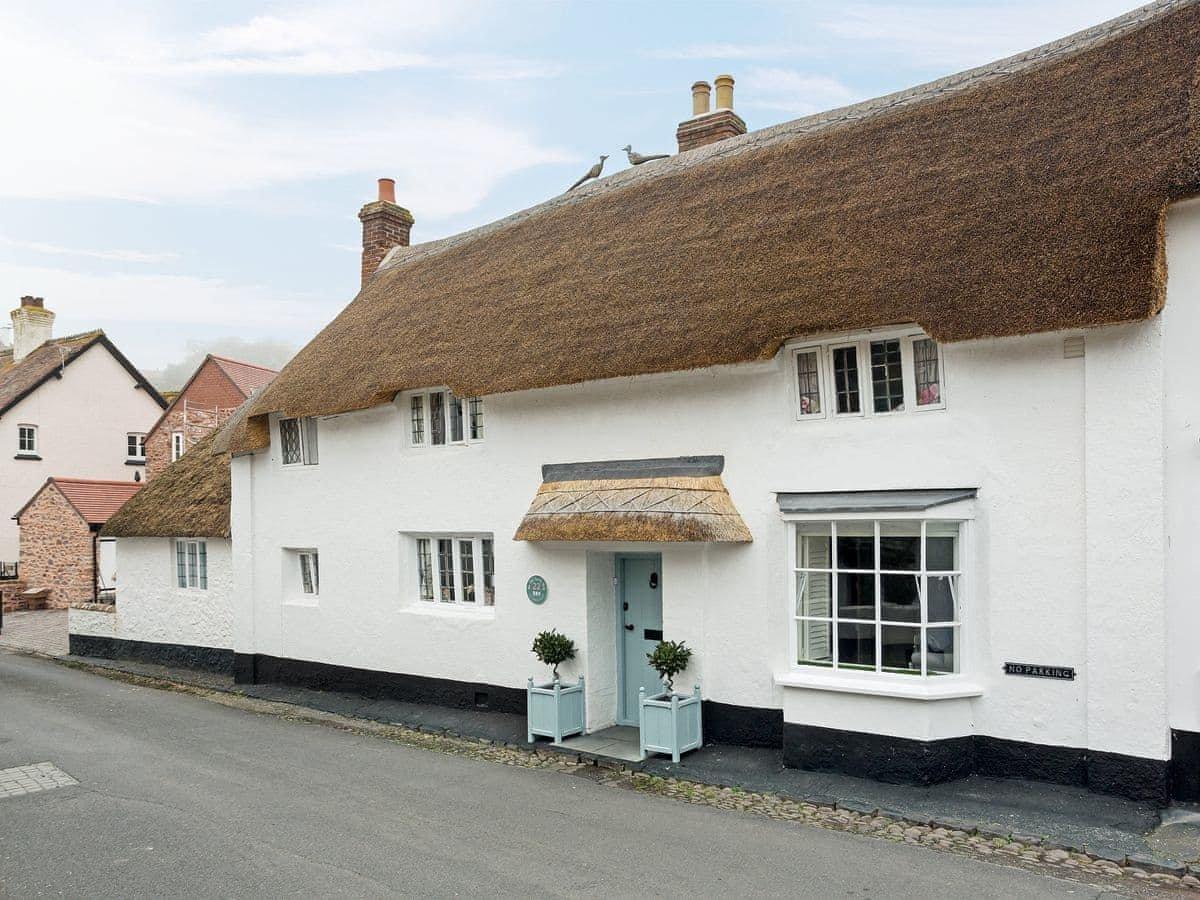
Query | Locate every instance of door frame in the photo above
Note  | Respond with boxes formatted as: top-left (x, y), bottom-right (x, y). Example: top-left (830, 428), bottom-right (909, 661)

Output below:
top-left (615, 552), bottom-right (663, 726)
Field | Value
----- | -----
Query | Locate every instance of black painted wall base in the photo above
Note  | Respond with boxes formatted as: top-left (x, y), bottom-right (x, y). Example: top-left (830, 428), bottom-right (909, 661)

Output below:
top-left (1172, 729), bottom-right (1200, 801)
top-left (702, 700), bottom-right (783, 748)
top-left (70, 634), bottom-right (232, 674)
top-left (783, 723), bottom-right (1171, 804)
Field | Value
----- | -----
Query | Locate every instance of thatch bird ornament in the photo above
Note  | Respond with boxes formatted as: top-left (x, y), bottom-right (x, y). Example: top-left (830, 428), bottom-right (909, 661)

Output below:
top-left (622, 145), bottom-right (669, 165)
top-left (567, 155), bottom-right (607, 191)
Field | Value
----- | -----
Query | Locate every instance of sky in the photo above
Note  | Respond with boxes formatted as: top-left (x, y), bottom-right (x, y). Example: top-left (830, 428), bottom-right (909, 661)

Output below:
top-left (0, 0), bottom-right (1142, 385)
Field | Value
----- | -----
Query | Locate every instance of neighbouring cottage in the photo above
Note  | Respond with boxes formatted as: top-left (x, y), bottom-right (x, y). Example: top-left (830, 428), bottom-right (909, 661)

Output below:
top-left (143, 354), bottom-right (276, 480)
top-left (14, 478), bottom-right (141, 608)
top-left (0, 296), bottom-right (166, 609)
top-left (70, 1), bottom-right (1200, 805)
top-left (68, 409), bottom-right (239, 671)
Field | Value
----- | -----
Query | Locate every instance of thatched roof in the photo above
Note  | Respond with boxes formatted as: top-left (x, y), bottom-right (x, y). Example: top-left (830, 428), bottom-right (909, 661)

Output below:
top-left (232, 1), bottom-right (1200, 455)
top-left (102, 413), bottom-right (239, 539)
top-left (515, 457), bottom-right (752, 542)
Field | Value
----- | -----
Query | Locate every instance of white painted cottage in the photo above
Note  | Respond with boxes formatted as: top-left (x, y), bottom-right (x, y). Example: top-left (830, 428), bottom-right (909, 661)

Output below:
top-left (72, 1), bottom-right (1200, 805)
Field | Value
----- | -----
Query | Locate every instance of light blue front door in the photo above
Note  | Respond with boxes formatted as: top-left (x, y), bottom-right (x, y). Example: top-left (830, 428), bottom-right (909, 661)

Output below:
top-left (618, 555), bottom-right (664, 725)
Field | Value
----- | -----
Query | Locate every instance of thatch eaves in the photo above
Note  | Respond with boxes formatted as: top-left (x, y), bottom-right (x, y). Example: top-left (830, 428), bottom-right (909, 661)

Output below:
top-left (232, 1), bottom-right (1200, 455)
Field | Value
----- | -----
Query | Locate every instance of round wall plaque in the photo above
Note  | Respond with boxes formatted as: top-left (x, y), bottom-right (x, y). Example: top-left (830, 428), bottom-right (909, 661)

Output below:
top-left (526, 575), bottom-right (549, 605)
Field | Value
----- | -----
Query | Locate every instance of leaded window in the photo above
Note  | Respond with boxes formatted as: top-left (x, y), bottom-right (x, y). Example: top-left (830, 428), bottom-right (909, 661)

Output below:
top-left (299, 551), bottom-right (319, 595)
top-left (413, 534), bottom-right (495, 607)
top-left (870, 339), bottom-right (904, 413)
top-left (279, 417), bottom-right (318, 465)
top-left (794, 350), bottom-right (822, 416)
top-left (410, 395), bottom-right (425, 444)
top-left (406, 391), bottom-right (484, 448)
top-left (469, 398), bottom-right (484, 440)
top-left (913, 338), bottom-right (942, 407)
top-left (437, 538), bottom-right (455, 602)
top-left (416, 539), bottom-right (434, 601)
top-left (792, 520), bottom-right (960, 676)
top-left (175, 539), bottom-right (207, 590)
top-left (832, 346), bottom-right (860, 414)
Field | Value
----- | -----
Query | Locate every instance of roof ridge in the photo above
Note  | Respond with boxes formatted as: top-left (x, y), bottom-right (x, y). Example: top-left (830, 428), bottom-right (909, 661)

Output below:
top-left (378, 0), bottom-right (1191, 277)
top-left (209, 354), bottom-right (279, 372)
top-left (51, 477), bottom-right (141, 486)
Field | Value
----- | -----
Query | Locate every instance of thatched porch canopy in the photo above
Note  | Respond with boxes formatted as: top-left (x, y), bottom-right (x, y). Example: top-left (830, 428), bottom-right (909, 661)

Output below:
top-left (514, 456), bottom-right (752, 543)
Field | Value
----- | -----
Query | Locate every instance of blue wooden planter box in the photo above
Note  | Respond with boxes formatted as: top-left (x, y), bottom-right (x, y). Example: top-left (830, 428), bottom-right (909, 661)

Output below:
top-left (527, 676), bottom-right (586, 743)
top-left (639, 684), bottom-right (703, 762)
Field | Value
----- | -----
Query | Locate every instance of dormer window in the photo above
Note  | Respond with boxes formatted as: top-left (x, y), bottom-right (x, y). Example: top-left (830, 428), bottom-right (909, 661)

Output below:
top-left (791, 332), bottom-right (945, 420)
top-left (280, 416), bottom-right (319, 466)
top-left (407, 390), bottom-right (483, 447)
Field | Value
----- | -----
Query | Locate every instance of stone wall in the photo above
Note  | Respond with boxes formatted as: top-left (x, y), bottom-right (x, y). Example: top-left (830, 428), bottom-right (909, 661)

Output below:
top-left (17, 486), bottom-right (95, 609)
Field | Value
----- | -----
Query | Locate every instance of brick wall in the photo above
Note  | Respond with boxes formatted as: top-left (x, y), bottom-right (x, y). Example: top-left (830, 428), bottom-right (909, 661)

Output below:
top-left (17, 486), bottom-right (96, 609)
top-left (145, 405), bottom-right (226, 481)
top-left (358, 200), bottom-right (413, 286)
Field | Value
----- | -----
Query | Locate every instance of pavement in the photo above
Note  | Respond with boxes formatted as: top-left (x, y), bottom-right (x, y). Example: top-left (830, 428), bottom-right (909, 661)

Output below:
top-left (63, 652), bottom-right (1195, 872)
top-left (0, 608), bottom-right (68, 656)
top-left (0, 652), bottom-right (1157, 898)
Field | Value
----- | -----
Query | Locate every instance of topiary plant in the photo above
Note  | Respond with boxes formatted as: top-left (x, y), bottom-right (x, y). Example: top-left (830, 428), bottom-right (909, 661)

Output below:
top-left (647, 640), bottom-right (693, 692)
top-left (531, 629), bottom-right (576, 680)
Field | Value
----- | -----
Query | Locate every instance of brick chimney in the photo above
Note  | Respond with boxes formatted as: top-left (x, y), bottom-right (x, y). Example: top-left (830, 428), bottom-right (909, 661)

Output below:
top-left (676, 74), bottom-right (747, 153)
top-left (10, 296), bottom-right (54, 362)
top-left (357, 178), bottom-right (414, 287)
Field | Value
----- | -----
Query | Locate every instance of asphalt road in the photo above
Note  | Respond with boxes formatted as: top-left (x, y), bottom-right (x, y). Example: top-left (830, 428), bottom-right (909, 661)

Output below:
top-left (0, 653), bottom-right (1128, 899)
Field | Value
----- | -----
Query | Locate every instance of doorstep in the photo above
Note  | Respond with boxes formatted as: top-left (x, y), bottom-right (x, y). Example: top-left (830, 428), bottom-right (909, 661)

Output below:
top-left (61, 652), bottom-right (1192, 870)
top-left (558, 725), bottom-right (643, 762)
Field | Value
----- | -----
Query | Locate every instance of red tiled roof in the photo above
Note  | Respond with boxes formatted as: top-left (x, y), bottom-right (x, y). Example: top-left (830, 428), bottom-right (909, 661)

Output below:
top-left (51, 479), bottom-right (142, 525)
top-left (210, 356), bottom-right (278, 397)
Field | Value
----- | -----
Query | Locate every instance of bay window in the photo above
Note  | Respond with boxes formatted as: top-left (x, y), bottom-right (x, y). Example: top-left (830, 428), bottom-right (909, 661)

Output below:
top-left (413, 534), bottom-right (494, 606)
top-left (791, 332), bottom-right (945, 420)
top-left (792, 519), bottom-right (961, 676)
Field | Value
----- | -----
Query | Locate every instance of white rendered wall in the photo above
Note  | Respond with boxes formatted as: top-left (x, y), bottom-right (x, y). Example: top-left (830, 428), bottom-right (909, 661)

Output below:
top-left (70, 537), bottom-right (233, 650)
top-left (233, 303), bottom-right (1184, 757)
top-left (1166, 198), bottom-right (1200, 738)
top-left (0, 344), bottom-right (161, 560)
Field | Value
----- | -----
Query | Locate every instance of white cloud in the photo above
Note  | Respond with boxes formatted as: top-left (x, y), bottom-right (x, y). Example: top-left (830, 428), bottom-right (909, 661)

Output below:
top-left (0, 3), bottom-right (572, 214)
top-left (820, 2), bottom-right (1140, 70)
top-left (741, 68), bottom-right (860, 115)
top-left (646, 42), bottom-right (809, 61)
top-left (0, 237), bottom-right (179, 264)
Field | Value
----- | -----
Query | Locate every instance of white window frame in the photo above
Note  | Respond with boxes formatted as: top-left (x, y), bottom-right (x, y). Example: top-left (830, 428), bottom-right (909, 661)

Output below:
top-left (171, 431), bottom-right (185, 461)
top-left (174, 539), bottom-right (208, 591)
top-left (17, 424), bottom-right (37, 454)
top-left (784, 507), bottom-right (972, 682)
top-left (409, 533), bottom-right (494, 610)
top-left (127, 432), bottom-right (146, 461)
top-left (788, 329), bottom-right (947, 421)
top-left (279, 416), bottom-right (319, 467)
top-left (403, 390), bottom-right (483, 449)
top-left (282, 548), bottom-right (320, 604)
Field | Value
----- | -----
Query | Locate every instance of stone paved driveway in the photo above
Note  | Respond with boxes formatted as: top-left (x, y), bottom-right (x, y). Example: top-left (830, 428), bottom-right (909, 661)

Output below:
top-left (0, 609), bottom-right (68, 657)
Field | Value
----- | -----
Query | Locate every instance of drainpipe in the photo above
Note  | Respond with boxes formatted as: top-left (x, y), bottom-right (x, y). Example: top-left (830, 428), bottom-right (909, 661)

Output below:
top-left (91, 529), bottom-right (99, 603)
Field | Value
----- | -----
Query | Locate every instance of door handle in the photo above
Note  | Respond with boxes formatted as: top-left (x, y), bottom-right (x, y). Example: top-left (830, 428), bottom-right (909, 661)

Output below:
top-left (625, 624), bottom-right (634, 631)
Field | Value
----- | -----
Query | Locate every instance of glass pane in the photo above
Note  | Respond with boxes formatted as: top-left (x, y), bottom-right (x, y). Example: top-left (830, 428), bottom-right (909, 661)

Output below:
top-left (176, 541), bottom-right (186, 588)
top-left (927, 575), bottom-right (957, 623)
top-left (795, 571), bottom-right (832, 618)
top-left (926, 626), bottom-right (956, 674)
top-left (449, 394), bottom-right (464, 443)
top-left (300, 555), bottom-right (314, 594)
top-left (870, 339), bottom-right (904, 412)
top-left (837, 572), bottom-right (875, 619)
top-left (459, 540), bottom-right (475, 603)
top-left (837, 521), bottom-right (874, 569)
top-left (881, 573), bottom-right (919, 622)
top-left (836, 621), bottom-right (876, 668)
top-left (198, 542), bottom-right (207, 590)
top-left (797, 620), bottom-right (833, 666)
top-left (795, 350), bottom-right (821, 415)
top-left (482, 538), bottom-right (494, 605)
top-left (913, 338), bottom-right (941, 406)
top-left (795, 522), bottom-right (831, 569)
top-left (186, 543), bottom-right (198, 588)
top-left (410, 396), bottom-right (425, 444)
top-left (430, 393), bottom-right (446, 446)
top-left (925, 522), bottom-right (959, 571)
top-left (279, 418), bottom-right (302, 464)
top-left (832, 346), bottom-right (860, 414)
top-left (303, 418), bottom-right (319, 465)
top-left (469, 398), bottom-right (484, 440)
top-left (417, 539), bottom-right (433, 601)
top-left (881, 625), bottom-right (920, 672)
top-left (437, 538), bottom-right (455, 602)
top-left (879, 521), bottom-right (919, 570)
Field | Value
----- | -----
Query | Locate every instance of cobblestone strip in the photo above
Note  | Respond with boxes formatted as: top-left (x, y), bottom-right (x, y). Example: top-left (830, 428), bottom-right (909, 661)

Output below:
top-left (65, 663), bottom-right (1197, 895)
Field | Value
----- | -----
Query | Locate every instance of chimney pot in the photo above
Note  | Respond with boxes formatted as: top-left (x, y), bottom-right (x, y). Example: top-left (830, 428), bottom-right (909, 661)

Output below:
top-left (714, 74), bottom-right (735, 110)
top-left (691, 80), bottom-right (712, 117)
top-left (378, 177), bottom-right (396, 204)
top-left (20, 296), bottom-right (43, 309)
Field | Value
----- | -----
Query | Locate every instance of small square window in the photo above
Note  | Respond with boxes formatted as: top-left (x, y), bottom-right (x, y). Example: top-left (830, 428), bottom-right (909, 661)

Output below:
top-left (127, 433), bottom-right (146, 460)
top-left (280, 417), bottom-right (318, 466)
top-left (17, 424), bottom-right (37, 454)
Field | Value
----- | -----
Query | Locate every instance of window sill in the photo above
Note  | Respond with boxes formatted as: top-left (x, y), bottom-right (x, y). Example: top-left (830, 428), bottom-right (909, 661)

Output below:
top-left (125, 458), bottom-right (146, 466)
top-left (13, 453), bottom-right (41, 461)
top-left (283, 597), bottom-right (319, 608)
top-left (774, 668), bottom-right (983, 700)
top-left (403, 602), bottom-right (496, 620)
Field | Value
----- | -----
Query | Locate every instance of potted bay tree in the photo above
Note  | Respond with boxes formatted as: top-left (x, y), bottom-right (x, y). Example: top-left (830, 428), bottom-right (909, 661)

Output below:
top-left (639, 640), bottom-right (703, 763)
top-left (526, 629), bottom-right (586, 743)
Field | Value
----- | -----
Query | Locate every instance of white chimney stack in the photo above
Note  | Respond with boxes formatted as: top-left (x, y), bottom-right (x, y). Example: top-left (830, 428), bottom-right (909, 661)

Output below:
top-left (11, 296), bottom-right (54, 362)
